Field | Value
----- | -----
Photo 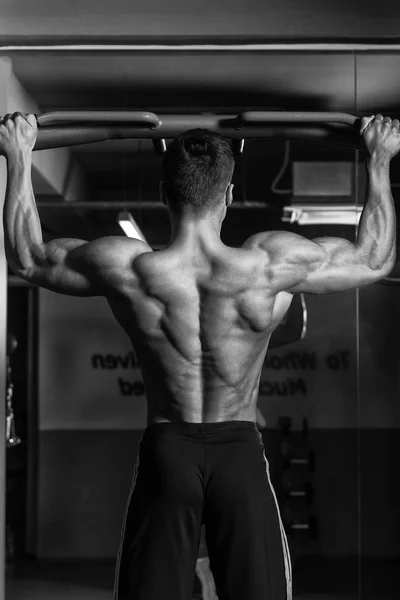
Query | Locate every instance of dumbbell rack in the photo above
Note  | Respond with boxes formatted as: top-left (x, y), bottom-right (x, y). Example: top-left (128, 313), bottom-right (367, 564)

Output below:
top-left (277, 417), bottom-right (318, 546)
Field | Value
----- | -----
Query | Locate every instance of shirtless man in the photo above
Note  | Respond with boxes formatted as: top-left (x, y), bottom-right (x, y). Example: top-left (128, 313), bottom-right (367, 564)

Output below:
top-left (1, 113), bottom-right (398, 600)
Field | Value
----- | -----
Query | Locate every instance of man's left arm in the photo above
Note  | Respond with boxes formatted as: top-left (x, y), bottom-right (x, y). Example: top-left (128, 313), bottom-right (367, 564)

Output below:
top-left (2, 112), bottom-right (151, 296)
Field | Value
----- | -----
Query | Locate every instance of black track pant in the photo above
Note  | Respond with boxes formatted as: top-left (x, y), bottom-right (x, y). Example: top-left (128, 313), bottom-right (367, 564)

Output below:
top-left (114, 421), bottom-right (291, 600)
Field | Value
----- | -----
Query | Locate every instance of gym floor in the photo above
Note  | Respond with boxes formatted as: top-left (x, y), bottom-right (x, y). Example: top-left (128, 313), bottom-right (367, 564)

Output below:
top-left (5, 559), bottom-right (398, 600)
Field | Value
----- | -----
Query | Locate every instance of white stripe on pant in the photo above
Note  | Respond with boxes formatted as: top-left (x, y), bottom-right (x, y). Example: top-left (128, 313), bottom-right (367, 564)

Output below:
top-left (113, 441), bottom-right (142, 600)
top-left (263, 450), bottom-right (293, 600)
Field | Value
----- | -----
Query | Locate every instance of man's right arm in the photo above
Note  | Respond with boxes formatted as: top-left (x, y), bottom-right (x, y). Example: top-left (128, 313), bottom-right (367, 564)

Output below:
top-left (244, 115), bottom-right (398, 295)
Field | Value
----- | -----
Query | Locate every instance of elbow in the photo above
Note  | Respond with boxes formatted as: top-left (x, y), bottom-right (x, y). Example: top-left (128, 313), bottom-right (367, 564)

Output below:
top-left (5, 255), bottom-right (22, 278)
top-left (6, 259), bottom-right (36, 283)
top-left (380, 260), bottom-right (397, 280)
top-left (381, 245), bottom-right (397, 277)
top-left (368, 251), bottom-right (397, 281)
top-left (5, 244), bottom-right (45, 281)
top-left (5, 246), bottom-right (28, 276)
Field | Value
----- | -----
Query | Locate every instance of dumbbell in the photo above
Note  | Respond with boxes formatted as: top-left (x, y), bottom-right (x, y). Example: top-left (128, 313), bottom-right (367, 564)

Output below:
top-left (282, 481), bottom-right (314, 505)
top-left (283, 450), bottom-right (316, 472)
top-left (278, 416), bottom-right (314, 471)
top-left (283, 515), bottom-right (318, 539)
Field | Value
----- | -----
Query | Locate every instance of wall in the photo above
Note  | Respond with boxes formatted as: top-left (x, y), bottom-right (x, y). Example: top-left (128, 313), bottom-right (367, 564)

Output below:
top-left (38, 294), bottom-right (146, 432)
top-left (34, 279), bottom-right (400, 560)
top-left (36, 292), bottom-right (146, 558)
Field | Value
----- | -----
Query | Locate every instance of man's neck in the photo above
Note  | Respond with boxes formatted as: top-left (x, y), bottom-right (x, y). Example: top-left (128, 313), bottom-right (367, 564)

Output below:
top-left (169, 215), bottom-right (224, 251)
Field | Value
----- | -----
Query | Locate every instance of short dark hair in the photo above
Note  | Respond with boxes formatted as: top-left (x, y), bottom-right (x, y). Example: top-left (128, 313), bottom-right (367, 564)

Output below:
top-left (162, 129), bottom-right (235, 214)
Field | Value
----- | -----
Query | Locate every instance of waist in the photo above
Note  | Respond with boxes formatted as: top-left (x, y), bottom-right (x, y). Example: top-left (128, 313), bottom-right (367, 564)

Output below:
top-left (146, 392), bottom-right (259, 425)
top-left (145, 419), bottom-right (258, 435)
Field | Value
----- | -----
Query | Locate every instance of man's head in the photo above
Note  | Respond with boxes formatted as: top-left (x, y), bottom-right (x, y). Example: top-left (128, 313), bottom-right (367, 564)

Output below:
top-left (161, 129), bottom-right (235, 217)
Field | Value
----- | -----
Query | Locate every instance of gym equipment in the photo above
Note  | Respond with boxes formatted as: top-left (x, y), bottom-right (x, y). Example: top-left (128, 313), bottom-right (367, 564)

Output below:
top-left (278, 417), bottom-right (310, 456)
top-left (231, 138), bottom-right (245, 154)
top-left (6, 333), bottom-right (21, 448)
top-left (282, 481), bottom-right (314, 505)
top-left (269, 292), bottom-right (307, 348)
top-left (278, 417), bottom-right (314, 470)
top-left (37, 110), bottom-right (161, 129)
top-left (6, 388), bottom-right (21, 448)
top-left (278, 417), bottom-right (315, 471)
top-left (278, 416), bottom-right (309, 438)
top-left (152, 139), bottom-right (167, 155)
top-left (0, 111), bottom-right (363, 152)
top-left (283, 515), bottom-right (318, 539)
top-left (283, 450), bottom-right (316, 472)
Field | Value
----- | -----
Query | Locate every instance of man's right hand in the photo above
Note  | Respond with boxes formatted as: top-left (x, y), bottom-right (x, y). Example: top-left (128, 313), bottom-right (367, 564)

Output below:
top-left (0, 112), bottom-right (37, 159)
top-left (361, 114), bottom-right (400, 164)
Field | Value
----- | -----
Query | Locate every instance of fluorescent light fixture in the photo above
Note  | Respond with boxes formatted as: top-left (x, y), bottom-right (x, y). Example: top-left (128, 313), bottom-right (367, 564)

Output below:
top-left (282, 204), bottom-right (362, 226)
top-left (117, 210), bottom-right (148, 242)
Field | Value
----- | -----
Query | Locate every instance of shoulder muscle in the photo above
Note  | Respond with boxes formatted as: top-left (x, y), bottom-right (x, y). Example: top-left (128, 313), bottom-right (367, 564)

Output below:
top-left (243, 231), bottom-right (328, 292)
top-left (64, 236), bottom-right (152, 292)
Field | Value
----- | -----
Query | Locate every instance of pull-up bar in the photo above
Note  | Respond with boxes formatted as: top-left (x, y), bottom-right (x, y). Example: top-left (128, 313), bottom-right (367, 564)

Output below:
top-left (3, 111), bottom-right (362, 151)
top-left (37, 111), bottom-right (162, 129)
top-left (235, 111), bottom-right (358, 127)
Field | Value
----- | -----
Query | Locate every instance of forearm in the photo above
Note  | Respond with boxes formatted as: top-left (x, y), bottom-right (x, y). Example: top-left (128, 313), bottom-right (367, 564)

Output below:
top-left (3, 151), bottom-right (46, 274)
top-left (356, 158), bottom-right (397, 271)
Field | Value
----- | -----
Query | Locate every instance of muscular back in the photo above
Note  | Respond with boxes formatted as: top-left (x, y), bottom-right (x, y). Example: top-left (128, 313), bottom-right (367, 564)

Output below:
top-left (4, 114), bottom-right (397, 424)
top-left (107, 244), bottom-right (293, 424)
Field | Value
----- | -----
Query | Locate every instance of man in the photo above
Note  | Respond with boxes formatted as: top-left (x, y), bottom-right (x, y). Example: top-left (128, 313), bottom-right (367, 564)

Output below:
top-left (194, 298), bottom-right (306, 600)
top-left (1, 112), bottom-right (398, 600)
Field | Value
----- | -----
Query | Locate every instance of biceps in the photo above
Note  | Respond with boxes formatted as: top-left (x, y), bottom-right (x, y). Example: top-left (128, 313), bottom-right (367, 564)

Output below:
top-left (17, 236), bottom-right (148, 296)
top-left (285, 239), bottom-right (373, 295)
top-left (288, 262), bottom-right (374, 294)
top-left (19, 239), bottom-right (102, 296)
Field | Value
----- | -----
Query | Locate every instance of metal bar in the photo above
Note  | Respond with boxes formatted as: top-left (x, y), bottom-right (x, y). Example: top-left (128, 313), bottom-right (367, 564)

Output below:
top-left (27, 112), bottom-right (361, 151)
top-left (236, 111), bottom-right (358, 127)
top-left (2, 41), bottom-right (400, 52)
top-left (25, 286), bottom-right (39, 556)
top-left (37, 111), bottom-right (161, 129)
top-left (37, 200), bottom-right (280, 210)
